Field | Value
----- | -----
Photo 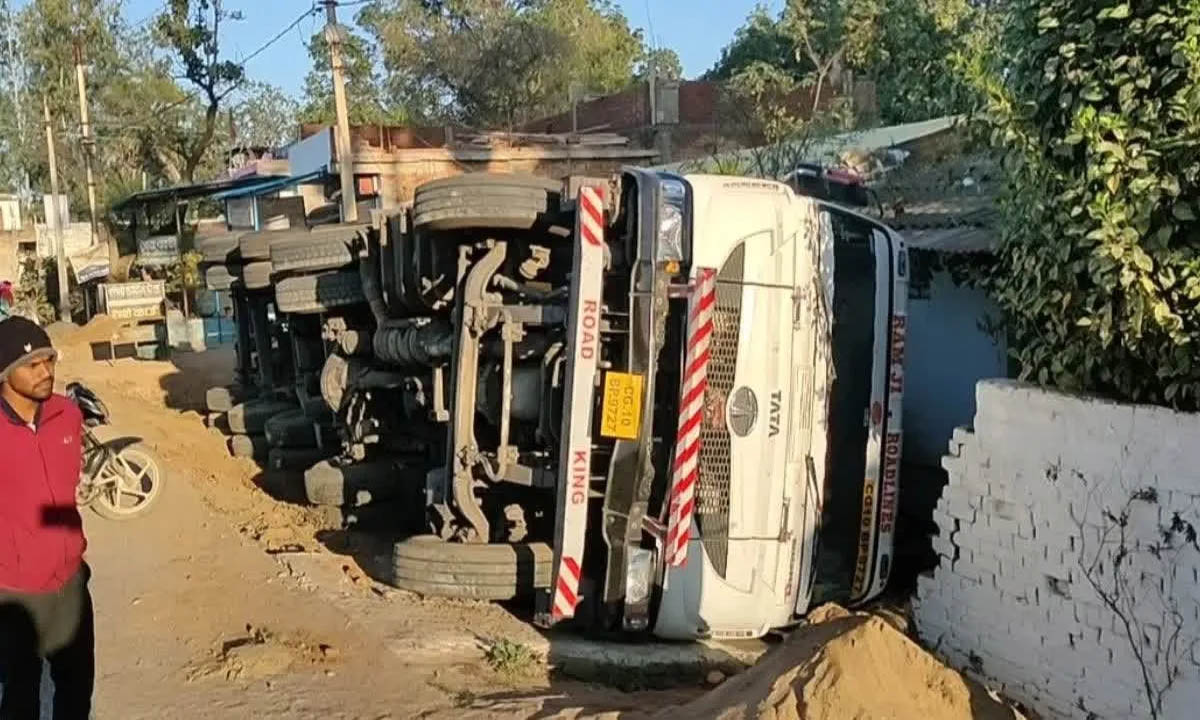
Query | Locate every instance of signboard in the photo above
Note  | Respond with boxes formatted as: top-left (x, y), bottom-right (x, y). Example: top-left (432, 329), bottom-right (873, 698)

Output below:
top-left (68, 243), bottom-right (111, 284)
top-left (100, 281), bottom-right (166, 321)
top-left (137, 235), bottom-right (180, 267)
top-left (35, 222), bottom-right (92, 259)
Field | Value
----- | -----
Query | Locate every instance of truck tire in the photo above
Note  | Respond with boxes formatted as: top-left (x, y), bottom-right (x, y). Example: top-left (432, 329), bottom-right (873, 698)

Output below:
top-left (228, 434), bottom-right (268, 460)
top-left (264, 408), bottom-right (331, 449)
top-left (205, 264), bottom-right (240, 291)
top-left (206, 386), bottom-right (238, 412)
top-left (257, 469), bottom-right (306, 504)
top-left (243, 261), bottom-right (274, 290)
top-left (390, 536), bottom-right (552, 601)
top-left (413, 174), bottom-right (561, 231)
top-left (241, 227), bottom-right (300, 261)
top-left (226, 399), bottom-right (295, 435)
top-left (267, 447), bottom-right (330, 473)
top-left (275, 272), bottom-right (365, 315)
top-left (270, 229), bottom-right (358, 274)
top-left (303, 458), bottom-right (404, 507)
top-left (196, 232), bottom-right (243, 264)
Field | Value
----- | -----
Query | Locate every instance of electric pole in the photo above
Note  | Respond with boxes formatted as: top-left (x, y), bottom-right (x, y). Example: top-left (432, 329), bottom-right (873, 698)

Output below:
top-left (323, 0), bottom-right (358, 223)
top-left (43, 96), bottom-right (70, 322)
top-left (74, 41), bottom-right (99, 245)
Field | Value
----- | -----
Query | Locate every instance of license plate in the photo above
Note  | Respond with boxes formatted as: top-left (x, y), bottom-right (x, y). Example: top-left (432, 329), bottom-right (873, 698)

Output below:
top-left (600, 372), bottom-right (645, 441)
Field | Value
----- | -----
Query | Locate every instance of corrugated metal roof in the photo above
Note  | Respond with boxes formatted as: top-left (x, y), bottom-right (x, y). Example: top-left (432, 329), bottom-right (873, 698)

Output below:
top-left (213, 170), bottom-right (327, 200)
top-left (656, 116), bottom-right (963, 174)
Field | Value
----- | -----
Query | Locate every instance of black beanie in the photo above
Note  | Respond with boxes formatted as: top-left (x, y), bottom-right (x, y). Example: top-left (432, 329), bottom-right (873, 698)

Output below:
top-left (0, 316), bottom-right (57, 382)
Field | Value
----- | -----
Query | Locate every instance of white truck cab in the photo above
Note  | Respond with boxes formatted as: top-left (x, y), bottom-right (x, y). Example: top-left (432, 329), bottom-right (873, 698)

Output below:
top-left (381, 170), bottom-right (906, 641)
top-left (619, 174), bottom-right (908, 639)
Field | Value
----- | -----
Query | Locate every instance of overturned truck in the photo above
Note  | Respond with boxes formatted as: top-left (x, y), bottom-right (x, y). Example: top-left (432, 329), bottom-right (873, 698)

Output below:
top-left (263, 170), bottom-right (908, 640)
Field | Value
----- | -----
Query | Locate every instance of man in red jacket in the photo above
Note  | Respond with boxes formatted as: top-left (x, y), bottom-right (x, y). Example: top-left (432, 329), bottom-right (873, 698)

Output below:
top-left (0, 316), bottom-right (93, 719)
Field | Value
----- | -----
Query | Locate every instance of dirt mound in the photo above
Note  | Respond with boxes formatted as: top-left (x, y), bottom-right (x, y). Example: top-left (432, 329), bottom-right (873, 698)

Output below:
top-left (186, 624), bottom-right (338, 683)
top-left (46, 313), bottom-right (123, 350)
top-left (668, 604), bottom-right (1022, 720)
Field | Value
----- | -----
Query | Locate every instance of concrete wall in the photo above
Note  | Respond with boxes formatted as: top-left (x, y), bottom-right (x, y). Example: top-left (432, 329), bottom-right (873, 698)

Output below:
top-left (903, 269), bottom-right (1007, 466)
top-left (914, 380), bottom-right (1200, 719)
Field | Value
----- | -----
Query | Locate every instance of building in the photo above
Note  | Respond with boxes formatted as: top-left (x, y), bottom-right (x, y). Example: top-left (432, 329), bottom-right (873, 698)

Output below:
top-left (286, 124), bottom-right (658, 217)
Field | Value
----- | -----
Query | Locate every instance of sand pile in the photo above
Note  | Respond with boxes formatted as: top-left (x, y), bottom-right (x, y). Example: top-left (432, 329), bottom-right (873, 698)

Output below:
top-left (46, 313), bottom-right (124, 349)
top-left (668, 605), bottom-right (1022, 720)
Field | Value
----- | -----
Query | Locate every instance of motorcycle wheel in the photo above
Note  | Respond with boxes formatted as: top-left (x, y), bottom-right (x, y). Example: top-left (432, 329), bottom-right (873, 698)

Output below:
top-left (89, 445), bottom-right (165, 521)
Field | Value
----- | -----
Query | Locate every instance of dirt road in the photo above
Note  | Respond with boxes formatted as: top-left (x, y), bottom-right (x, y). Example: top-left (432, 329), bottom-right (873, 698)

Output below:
top-left (56, 347), bottom-right (688, 719)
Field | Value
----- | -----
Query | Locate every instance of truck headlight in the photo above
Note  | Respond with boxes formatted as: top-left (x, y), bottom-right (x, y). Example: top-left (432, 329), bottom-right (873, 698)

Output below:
top-left (656, 179), bottom-right (687, 263)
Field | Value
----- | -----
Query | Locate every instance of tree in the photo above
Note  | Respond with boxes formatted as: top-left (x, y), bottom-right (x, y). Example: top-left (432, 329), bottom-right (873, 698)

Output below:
top-left (850, 0), bottom-right (980, 123)
top-left (704, 5), bottom-right (808, 80)
top-left (152, 0), bottom-right (244, 182)
top-left (359, 0), bottom-right (644, 127)
top-left (637, 48), bottom-right (683, 81)
top-left (300, 24), bottom-right (411, 126)
top-left (708, 1), bottom-right (984, 126)
top-left (964, 0), bottom-right (1200, 408)
top-left (780, 0), bottom-right (881, 116)
top-left (231, 82), bottom-right (300, 150)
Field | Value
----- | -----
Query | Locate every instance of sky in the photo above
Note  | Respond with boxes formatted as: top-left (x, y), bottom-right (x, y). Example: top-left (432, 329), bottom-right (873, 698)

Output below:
top-left (115, 0), bottom-right (785, 98)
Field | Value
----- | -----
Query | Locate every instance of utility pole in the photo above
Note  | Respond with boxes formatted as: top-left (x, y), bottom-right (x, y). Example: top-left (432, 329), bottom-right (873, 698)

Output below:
top-left (323, 0), bottom-right (358, 223)
top-left (74, 41), bottom-right (100, 245)
top-left (43, 96), bottom-right (70, 322)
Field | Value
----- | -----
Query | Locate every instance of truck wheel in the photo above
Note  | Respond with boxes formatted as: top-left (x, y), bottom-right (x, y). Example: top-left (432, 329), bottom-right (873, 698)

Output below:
top-left (268, 447), bottom-right (331, 473)
top-left (241, 227), bottom-right (299, 261)
top-left (413, 174), bottom-right (561, 231)
top-left (196, 232), bottom-right (243, 264)
top-left (303, 458), bottom-right (404, 507)
top-left (205, 264), bottom-right (240, 291)
top-left (319, 353), bottom-right (367, 413)
top-left (227, 434), bottom-right (268, 460)
top-left (243, 261), bottom-right (274, 290)
top-left (226, 399), bottom-right (296, 435)
top-left (264, 408), bottom-right (331, 449)
top-left (389, 536), bottom-right (552, 601)
top-left (254, 469), bottom-right (306, 503)
top-left (206, 386), bottom-right (238, 412)
top-left (270, 228), bottom-right (358, 274)
top-left (275, 272), bottom-right (366, 315)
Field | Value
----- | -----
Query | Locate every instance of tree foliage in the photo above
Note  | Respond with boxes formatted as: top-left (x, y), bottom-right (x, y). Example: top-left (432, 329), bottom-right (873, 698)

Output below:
top-left (965, 0), bottom-right (1200, 408)
top-left (232, 82), bottom-right (300, 150)
top-left (153, 0), bottom-right (245, 181)
top-left (359, 0), bottom-right (644, 127)
top-left (707, 0), bottom-right (983, 125)
top-left (705, 5), bottom-right (807, 81)
top-left (300, 24), bottom-right (410, 127)
top-left (636, 48), bottom-right (683, 82)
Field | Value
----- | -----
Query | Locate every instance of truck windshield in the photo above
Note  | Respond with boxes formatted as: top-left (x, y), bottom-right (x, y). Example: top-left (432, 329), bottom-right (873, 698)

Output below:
top-left (811, 210), bottom-right (879, 605)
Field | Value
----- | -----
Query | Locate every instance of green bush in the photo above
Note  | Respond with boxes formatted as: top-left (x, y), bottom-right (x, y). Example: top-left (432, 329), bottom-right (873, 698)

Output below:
top-left (966, 0), bottom-right (1200, 408)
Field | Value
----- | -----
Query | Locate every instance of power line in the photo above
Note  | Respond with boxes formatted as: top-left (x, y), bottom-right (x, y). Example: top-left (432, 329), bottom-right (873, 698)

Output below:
top-left (91, 3), bottom-right (321, 133)
top-left (235, 3), bottom-right (321, 67)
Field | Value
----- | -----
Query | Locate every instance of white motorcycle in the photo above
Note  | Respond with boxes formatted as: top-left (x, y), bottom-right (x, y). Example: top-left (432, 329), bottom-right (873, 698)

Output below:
top-left (67, 383), bottom-right (164, 520)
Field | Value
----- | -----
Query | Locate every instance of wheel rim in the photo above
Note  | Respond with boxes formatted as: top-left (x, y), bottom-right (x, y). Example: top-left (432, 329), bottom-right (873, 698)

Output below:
top-left (96, 449), bottom-right (161, 516)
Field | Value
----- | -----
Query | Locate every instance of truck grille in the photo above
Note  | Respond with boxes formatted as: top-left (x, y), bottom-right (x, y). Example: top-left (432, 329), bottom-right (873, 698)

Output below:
top-left (696, 245), bottom-right (744, 578)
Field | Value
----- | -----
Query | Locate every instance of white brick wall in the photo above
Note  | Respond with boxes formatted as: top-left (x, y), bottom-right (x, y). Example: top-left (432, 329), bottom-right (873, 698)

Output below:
top-left (915, 380), bottom-right (1200, 719)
